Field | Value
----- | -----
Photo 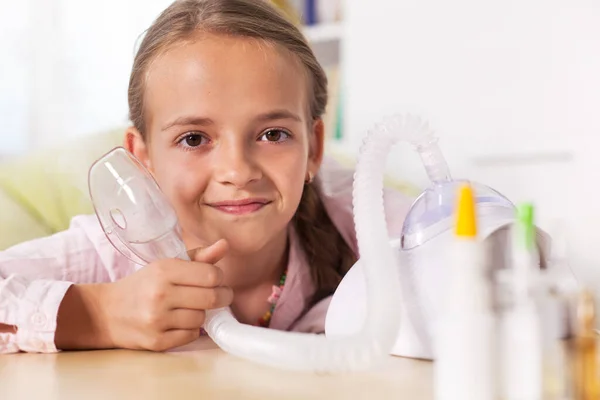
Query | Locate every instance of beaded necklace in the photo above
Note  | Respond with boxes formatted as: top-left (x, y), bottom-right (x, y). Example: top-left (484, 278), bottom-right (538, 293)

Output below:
top-left (258, 267), bottom-right (288, 327)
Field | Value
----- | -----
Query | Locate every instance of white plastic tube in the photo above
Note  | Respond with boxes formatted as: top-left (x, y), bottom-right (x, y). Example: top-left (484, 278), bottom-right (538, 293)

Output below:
top-left (380, 115), bottom-right (452, 184)
top-left (90, 114), bottom-right (443, 372)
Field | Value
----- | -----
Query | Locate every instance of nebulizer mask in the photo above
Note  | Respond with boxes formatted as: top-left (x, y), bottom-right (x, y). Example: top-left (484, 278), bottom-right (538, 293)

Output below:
top-left (88, 114), bottom-right (517, 372)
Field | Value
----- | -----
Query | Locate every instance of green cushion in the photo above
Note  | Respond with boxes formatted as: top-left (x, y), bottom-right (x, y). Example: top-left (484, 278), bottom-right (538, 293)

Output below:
top-left (0, 129), bottom-right (124, 250)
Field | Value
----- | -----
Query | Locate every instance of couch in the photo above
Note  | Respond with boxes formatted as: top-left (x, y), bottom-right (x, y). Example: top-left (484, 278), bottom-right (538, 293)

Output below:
top-left (0, 129), bottom-right (124, 250)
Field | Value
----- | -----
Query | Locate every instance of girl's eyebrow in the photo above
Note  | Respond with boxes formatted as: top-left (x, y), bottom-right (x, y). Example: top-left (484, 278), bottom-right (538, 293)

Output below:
top-left (254, 109), bottom-right (302, 123)
top-left (162, 116), bottom-right (215, 131)
top-left (161, 109), bottom-right (301, 131)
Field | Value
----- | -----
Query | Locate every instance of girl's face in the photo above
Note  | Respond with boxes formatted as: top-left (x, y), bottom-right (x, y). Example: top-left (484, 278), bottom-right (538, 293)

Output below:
top-left (126, 33), bottom-right (324, 254)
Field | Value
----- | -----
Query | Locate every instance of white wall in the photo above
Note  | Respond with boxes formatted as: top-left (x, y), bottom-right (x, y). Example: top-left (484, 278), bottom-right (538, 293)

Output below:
top-left (342, 1), bottom-right (600, 287)
top-left (0, 0), bottom-right (31, 154)
top-left (0, 0), bottom-right (173, 154)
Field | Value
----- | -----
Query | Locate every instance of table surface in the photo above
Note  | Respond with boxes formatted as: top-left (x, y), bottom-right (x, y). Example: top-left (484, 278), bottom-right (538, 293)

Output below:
top-left (0, 338), bottom-right (433, 400)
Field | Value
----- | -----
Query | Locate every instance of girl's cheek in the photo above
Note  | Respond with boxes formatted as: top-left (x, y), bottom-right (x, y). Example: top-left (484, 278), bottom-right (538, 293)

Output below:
top-left (172, 174), bottom-right (207, 202)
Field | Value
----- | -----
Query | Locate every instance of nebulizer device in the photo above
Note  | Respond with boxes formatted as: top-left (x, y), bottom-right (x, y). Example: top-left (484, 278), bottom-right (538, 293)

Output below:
top-left (88, 114), bottom-right (518, 372)
top-left (325, 115), bottom-right (517, 361)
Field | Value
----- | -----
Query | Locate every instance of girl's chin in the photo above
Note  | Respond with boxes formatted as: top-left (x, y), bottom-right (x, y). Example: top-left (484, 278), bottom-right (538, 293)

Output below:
top-left (182, 221), bottom-right (289, 255)
top-left (182, 231), bottom-right (271, 254)
top-left (220, 235), bottom-right (273, 255)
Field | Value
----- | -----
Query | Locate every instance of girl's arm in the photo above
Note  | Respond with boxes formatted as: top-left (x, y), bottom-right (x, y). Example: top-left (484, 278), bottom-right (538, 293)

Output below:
top-left (0, 215), bottom-right (134, 353)
top-left (1, 215), bottom-right (233, 354)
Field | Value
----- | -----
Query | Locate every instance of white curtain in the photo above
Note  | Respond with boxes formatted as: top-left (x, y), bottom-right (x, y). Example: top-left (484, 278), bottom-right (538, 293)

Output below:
top-left (0, 0), bottom-right (173, 155)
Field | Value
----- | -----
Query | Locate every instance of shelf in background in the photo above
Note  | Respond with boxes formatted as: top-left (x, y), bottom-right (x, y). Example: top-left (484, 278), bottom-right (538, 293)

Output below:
top-left (302, 22), bottom-right (343, 44)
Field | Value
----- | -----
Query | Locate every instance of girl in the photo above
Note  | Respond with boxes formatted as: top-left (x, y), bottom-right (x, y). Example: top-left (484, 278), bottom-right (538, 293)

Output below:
top-left (0, 0), bottom-right (411, 353)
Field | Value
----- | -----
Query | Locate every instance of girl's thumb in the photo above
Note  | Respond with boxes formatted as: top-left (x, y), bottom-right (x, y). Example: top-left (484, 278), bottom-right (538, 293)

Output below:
top-left (188, 239), bottom-right (229, 264)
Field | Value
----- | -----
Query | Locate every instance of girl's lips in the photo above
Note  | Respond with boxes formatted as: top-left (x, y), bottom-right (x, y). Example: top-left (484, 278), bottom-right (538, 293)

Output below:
top-left (207, 198), bottom-right (271, 215)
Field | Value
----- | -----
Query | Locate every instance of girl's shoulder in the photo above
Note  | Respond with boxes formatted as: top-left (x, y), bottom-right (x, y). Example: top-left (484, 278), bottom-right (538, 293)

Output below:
top-left (317, 156), bottom-right (414, 252)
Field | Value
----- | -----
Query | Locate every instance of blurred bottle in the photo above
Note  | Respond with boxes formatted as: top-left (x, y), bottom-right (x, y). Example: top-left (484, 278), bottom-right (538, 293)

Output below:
top-left (572, 290), bottom-right (600, 400)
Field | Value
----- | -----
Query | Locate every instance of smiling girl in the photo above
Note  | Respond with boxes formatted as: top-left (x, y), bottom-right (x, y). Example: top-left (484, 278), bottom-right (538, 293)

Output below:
top-left (0, 0), bottom-right (411, 353)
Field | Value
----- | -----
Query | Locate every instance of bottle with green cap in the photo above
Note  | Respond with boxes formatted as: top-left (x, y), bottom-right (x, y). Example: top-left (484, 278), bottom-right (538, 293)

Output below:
top-left (500, 202), bottom-right (543, 400)
top-left (511, 204), bottom-right (539, 300)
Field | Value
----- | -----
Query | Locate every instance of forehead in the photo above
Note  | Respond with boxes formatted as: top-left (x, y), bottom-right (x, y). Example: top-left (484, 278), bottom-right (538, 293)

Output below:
top-left (143, 32), bottom-right (310, 131)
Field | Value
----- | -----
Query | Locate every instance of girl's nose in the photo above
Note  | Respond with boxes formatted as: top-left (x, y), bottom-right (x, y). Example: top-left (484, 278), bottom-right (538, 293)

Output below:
top-left (212, 140), bottom-right (261, 188)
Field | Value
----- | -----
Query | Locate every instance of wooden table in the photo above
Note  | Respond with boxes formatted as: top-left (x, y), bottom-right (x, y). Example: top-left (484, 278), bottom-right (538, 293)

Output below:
top-left (0, 338), bottom-right (433, 399)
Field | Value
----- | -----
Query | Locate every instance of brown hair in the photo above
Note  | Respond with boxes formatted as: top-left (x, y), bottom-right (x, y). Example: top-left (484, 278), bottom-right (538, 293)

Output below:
top-left (128, 0), bottom-right (357, 307)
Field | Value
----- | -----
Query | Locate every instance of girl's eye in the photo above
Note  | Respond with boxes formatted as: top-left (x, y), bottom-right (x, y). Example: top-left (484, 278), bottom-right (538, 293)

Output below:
top-left (178, 133), bottom-right (209, 148)
top-left (259, 129), bottom-right (291, 143)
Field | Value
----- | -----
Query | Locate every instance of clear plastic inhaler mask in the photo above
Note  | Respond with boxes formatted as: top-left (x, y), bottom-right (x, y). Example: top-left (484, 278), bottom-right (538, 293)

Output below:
top-left (88, 114), bottom-right (514, 371)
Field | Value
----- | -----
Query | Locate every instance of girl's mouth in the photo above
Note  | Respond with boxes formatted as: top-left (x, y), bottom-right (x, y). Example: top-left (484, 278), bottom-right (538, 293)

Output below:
top-left (207, 198), bottom-right (271, 215)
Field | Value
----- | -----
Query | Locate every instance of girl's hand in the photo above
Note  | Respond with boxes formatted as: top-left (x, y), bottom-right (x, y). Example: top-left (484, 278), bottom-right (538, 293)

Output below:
top-left (102, 239), bottom-right (232, 351)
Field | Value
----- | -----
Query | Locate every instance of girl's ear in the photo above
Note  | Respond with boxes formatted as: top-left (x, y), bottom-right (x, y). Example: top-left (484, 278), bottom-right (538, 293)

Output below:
top-left (124, 126), bottom-right (152, 171)
top-left (308, 118), bottom-right (325, 175)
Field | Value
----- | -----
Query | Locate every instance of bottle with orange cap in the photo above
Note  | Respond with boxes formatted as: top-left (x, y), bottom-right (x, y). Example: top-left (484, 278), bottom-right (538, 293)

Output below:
top-left (434, 183), bottom-right (497, 400)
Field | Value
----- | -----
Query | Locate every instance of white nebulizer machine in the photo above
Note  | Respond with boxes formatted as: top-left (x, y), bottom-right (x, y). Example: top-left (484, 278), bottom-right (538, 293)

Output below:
top-left (325, 116), bottom-right (518, 361)
top-left (87, 114), bottom-right (555, 376)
